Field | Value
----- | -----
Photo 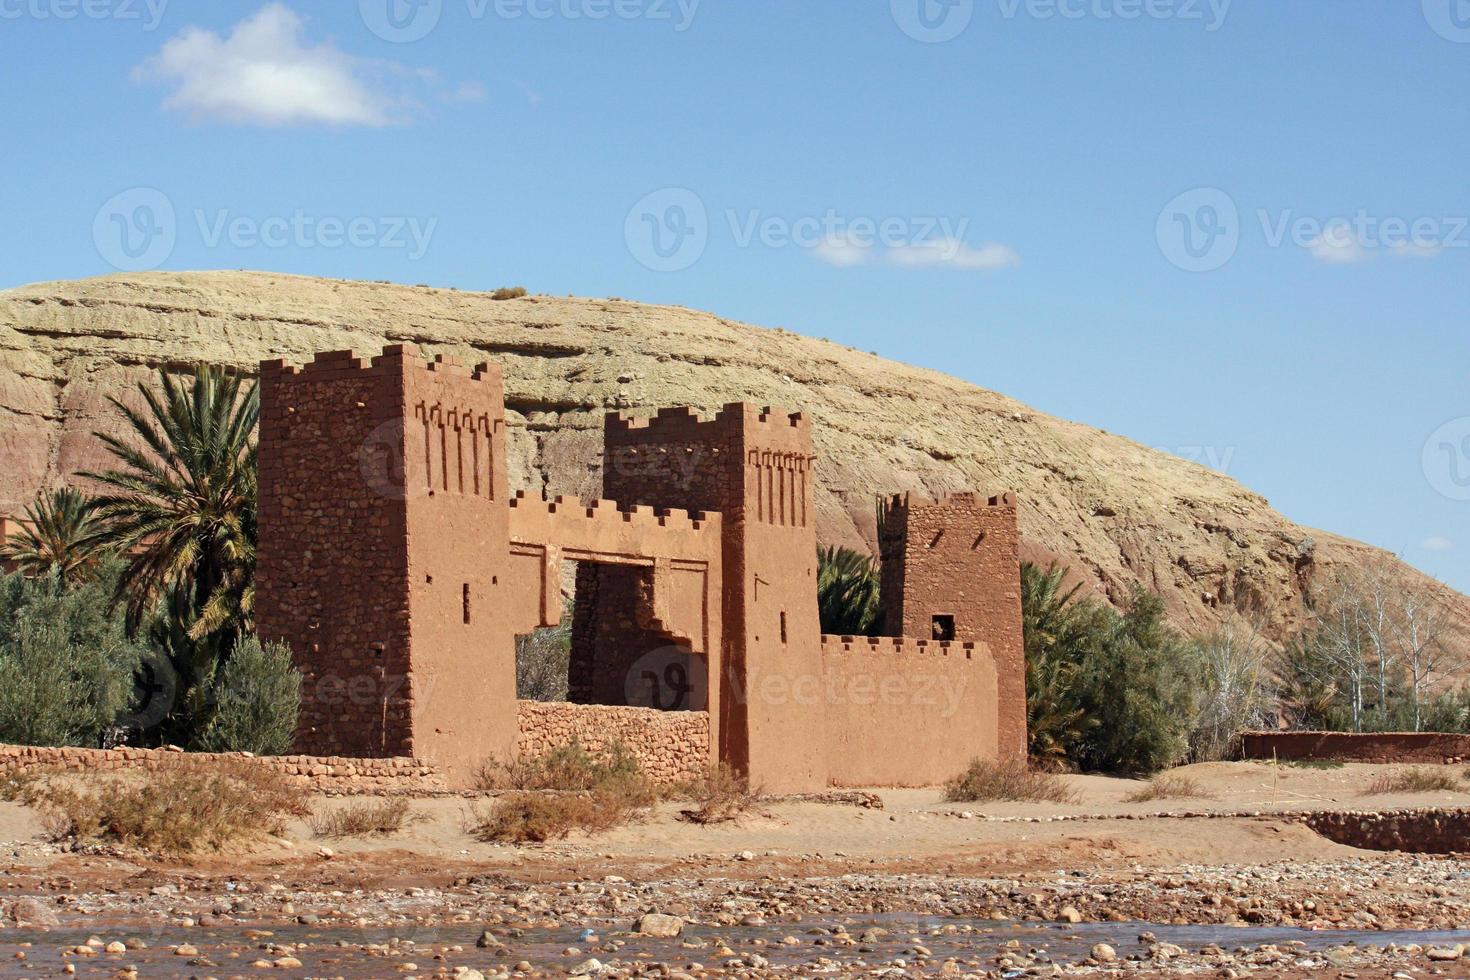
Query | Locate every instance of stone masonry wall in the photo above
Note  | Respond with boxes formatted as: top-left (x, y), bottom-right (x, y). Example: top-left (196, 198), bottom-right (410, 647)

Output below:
top-left (1302, 808), bottom-right (1470, 854)
top-left (516, 701), bottom-right (711, 785)
top-left (0, 744), bottom-right (444, 794)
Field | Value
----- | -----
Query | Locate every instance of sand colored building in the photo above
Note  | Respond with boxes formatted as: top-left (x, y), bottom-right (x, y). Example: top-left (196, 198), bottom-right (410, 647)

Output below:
top-left (255, 345), bottom-right (1024, 791)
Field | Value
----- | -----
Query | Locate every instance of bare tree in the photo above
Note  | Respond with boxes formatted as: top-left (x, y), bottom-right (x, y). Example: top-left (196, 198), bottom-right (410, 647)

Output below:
top-left (1391, 585), bottom-right (1458, 731)
top-left (1190, 614), bottom-right (1273, 761)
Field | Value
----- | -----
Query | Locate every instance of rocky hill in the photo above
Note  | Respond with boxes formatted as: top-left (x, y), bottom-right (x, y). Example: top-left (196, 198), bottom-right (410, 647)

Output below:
top-left (1, 271), bottom-right (1464, 651)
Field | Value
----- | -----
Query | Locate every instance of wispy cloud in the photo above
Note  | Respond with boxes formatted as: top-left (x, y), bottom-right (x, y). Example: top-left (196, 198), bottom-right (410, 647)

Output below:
top-left (813, 235), bottom-right (1020, 272)
top-left (888, 238), bottom-right (1021, 271)
top-left (1307, 222), bottom-right (1370, 264)
top-left (1422, 536), bottom-right (1454, 552)
top-left (135, 4), bottom-right (481, 127)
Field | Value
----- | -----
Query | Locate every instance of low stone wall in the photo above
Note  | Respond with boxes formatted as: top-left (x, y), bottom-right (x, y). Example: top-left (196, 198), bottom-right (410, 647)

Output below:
top-left (1303, 808), bottom-right (1470, 854)
top-left (516, 701), bottom-right (710, 785)
top-left (1239, 731), bottom-right (1470, 764)
top-left (0, 745), bottom-right (445, 795)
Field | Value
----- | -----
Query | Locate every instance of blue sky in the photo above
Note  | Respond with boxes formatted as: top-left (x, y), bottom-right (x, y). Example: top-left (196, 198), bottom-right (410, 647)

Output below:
top-left (0, 0), bottom-right (1466, 592)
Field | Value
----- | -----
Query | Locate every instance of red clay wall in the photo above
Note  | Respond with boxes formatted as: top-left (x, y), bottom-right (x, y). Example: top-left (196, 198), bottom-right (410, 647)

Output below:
top-left (820, 637), bottom-right (999, 787)
top-left (879, 492), bottom-right (1026, 763)
top-left (1239, 731), bottom-right (1470, 764)
top-left (515, 701), bottom-right (711, 785)
top-left (0, 744), bottom-right (444, 794)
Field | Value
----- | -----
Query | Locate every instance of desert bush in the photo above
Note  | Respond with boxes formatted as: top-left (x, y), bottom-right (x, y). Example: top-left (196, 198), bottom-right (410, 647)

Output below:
top-left (309, 798), bottom-right (414, 838)
top-left (944, 760), bottom-right (1079, 804)
top-left (491, 286), bottom-right (528, 300)
top-left (1123, 773), bottom-right (1211, 803)
top-left (193, 635), bottom-right (301, 755)
top-left (0, 566), bottom-right (145, 747)
top-left (470, 740), bottom-right (659, 842)
top-left (9, 762), bottom-right (310, 854)
top-left (516, 618), bottom-right (570, 702)
top-left (816, 545), bottom-right (881, 637)
top-left (469, 791), bottom-right (625, 843)
top-left (679, 767), bottom-right (761, 824)
top-left (1363, 767), bottom-right (1464, 796)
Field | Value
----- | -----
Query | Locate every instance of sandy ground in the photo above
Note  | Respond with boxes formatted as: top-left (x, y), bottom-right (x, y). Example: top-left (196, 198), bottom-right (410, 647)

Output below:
top-left (1, 762), bottom-right (1468, 977)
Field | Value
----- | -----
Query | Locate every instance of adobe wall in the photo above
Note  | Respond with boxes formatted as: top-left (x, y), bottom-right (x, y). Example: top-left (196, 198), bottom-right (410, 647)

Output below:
top-left (1240, 731), bottom-right (1470, 764)
top-left (515, 701), bottom-right (710, 785)
top-left (0, 744), bottom-right (445, 795)
top-left (820, 637), bottom-right (999, 787)
top-left (879, 492), bottom-right (1026, 763)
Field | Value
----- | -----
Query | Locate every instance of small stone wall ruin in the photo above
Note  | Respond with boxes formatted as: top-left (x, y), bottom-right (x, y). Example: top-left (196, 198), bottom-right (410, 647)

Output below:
top-left (515, 701), bottom-right (710, 785)
top-left (1239, 731), bottom-right (1470, 764)
top-left (1302, 808), bottom-right (1470, 854)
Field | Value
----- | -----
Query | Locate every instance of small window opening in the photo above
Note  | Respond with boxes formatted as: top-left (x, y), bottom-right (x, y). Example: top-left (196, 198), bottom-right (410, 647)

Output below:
top-left (780, 611), bottom-right (788, 645)
top-left (462, 583), bottom-right (472, 625)
top-left (932, 615), bottom-right (956, 641)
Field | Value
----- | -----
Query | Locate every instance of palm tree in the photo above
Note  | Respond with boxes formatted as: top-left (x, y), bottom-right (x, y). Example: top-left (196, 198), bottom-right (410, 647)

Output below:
top-left (1021, 561), bottom-right (1099, 767)
top-left (0, 487), bottom-right (104, 585)
top-left (84, 365), bottom-right (258, 643)
top-left (817, 545), bottom-right (882, 636)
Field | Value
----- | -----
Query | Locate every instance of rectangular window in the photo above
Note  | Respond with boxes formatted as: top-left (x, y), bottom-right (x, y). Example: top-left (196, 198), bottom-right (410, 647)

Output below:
top-left (931, 614), bottom-right (956, 641)
top-left (780, 611), bottom-right (788, 645)
top-left (462, 583), bottom-right (471, 625)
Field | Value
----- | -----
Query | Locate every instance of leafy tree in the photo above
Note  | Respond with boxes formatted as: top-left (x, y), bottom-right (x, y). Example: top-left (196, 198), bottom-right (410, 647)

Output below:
top-left (194, 635), bottom-right (301, 755)
top-left (817, 545), bottom-right (881, 636)
top-left (0, 487), bottom-right (104, 585)
top-left (85, 365), bottom-right (258, 642)
top-left (1074, 588), bottom-right (1200, 774)
top-left (1020, 561), bottom-right (1100, 767)
top-left (0, 565), bottom-right (146, 746)
top-left (83, 366), bottom-right (257, 743)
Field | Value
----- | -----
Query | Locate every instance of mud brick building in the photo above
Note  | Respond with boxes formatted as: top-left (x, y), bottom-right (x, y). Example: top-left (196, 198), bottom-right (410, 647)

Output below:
top-left (256, 345), bottom-right (1024, 791)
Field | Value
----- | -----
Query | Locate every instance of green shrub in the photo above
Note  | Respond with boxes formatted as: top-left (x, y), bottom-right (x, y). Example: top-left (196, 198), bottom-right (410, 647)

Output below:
top-left (194, 635), bottom-right (301, 755)
top-left (516, 618), bottom-right (570, 702)
top-left (0, 566), bottom-right (145, 747)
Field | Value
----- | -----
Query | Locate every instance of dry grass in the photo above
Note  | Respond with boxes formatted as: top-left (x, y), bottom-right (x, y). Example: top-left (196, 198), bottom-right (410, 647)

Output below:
top-left (469, 740), bottom-right (659, 843)
top-left (1364, 767), bottom-right (1465, 796)
top-left (678, 767), bottom-right (762, 825)
top-left (309, 798), bottom-right (416, 838)
top-left (490, 286), bottom-right (527, 301)
top-left (944, 760), bottom-right (1079, 805)
top-left (1124, 773), bottom-right (1212, 803)
top-left (5, 763), bottom-right (311, 855)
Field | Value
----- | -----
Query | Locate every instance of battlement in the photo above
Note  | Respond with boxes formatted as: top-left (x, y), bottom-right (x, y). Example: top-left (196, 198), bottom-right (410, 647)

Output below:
top-left (820, 635), bottom-right (982, 660)
top-left (883, 490), bottom-right (1018, 515)
top-left (508, 492), bottom-right (720, 532)
top-left (607, 402), bottom-right (809, 439)
top-left (260, 345), bottom-right (502, 385)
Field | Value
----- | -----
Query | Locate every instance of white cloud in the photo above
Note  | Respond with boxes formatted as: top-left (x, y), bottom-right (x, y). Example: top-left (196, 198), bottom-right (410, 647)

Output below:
top-left (1390, 242), bottom-right (1445, 260)
top-left (1307, 222), bottom-right (1370, 264)
top-left (135, 4), bottom-right (474, 127)
top-left (1422, 536), bottom-right (1454, 552)
top-left (813, 233), bottom-right (874, 268)
top-left (888, 238), bottom-right (1021, 271)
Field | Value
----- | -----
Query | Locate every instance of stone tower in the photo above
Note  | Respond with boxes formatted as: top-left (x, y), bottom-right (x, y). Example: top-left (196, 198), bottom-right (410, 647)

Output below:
top-left (256, 346), bottom-right (518, 780)
top-left (879, 491), bottom-right (1027, 761)
top-left (595, 404), bottom-right (827, 792)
